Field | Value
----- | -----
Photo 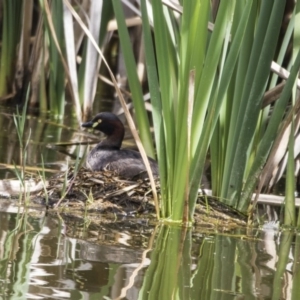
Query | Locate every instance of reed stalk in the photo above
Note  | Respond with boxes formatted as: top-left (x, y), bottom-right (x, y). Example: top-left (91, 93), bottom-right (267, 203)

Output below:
top-left (12, 90), bottom-right (30, 203)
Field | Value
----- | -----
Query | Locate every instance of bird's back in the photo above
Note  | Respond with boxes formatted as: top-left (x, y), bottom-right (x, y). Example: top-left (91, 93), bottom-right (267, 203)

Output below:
top-left (86, 147), bottom-right (159, 180)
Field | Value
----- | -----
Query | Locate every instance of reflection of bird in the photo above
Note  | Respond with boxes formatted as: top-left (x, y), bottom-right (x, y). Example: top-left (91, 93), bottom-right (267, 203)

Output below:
top-left (82, 112), bottom-right (158, 179)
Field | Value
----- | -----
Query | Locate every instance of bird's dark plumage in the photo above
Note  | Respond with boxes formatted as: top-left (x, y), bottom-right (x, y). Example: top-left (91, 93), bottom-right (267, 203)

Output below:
top-left (82, 112), bottom-right (158, 179)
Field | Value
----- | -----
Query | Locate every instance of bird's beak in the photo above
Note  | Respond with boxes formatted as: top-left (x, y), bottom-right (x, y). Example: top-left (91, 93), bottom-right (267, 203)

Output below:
top-left (81, 121), bottom-right (94, 128)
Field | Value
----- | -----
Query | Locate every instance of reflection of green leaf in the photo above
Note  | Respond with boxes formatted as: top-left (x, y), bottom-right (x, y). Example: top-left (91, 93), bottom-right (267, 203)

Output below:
top-left (0, 213), bottom-right (42, 298)
top-left (272, 231), bottom-right (292, 300)
top-left (292, 235), bottom-right (300, 299)
top-left (139, 226), bottom-right (192, 299)
top-left (190, 238), bottom-right (215, 299)
top-left (112, 0), bottom-right (155, 159)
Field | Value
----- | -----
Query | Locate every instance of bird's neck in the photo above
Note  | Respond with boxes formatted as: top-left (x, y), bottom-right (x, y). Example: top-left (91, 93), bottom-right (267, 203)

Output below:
top-left (98, 129), bottom-right (124, 150)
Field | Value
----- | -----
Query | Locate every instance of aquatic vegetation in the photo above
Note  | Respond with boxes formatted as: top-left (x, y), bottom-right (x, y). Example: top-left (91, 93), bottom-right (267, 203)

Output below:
top-left (0, 1), bottom-right (299, 226)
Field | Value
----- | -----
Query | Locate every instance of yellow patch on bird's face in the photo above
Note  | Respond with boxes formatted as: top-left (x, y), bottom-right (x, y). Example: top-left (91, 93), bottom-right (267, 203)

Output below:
top-left (92, 119), bottom-right (102, 128)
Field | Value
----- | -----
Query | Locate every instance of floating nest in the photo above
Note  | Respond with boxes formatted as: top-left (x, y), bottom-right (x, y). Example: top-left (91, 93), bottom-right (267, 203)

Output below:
top-left (33, 167), bottom-right (157, 214)
top-left (31, 167), bottom-right (247, 229)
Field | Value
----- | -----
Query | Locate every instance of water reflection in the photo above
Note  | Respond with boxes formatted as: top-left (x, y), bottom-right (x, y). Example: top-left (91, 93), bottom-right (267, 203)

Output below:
top-left (0, 211), bottom-right (299, 299)
top-left (0, 106), bottom-right (83, 180)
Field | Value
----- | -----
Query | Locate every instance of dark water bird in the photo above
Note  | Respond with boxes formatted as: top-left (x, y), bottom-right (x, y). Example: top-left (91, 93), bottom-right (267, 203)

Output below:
top-left (82, 112), bottom-right (159, 180)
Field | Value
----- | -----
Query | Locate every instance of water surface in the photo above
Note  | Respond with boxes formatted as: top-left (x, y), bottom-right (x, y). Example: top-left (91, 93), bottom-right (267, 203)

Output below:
top-left (0, 211), bottom-right (298, 299)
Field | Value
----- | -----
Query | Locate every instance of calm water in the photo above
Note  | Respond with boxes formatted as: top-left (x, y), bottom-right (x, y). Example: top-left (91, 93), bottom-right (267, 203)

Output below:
top-left (0, 106), bottom-right (299, 299)
top-left (0, 211), bottom-right (298, 299)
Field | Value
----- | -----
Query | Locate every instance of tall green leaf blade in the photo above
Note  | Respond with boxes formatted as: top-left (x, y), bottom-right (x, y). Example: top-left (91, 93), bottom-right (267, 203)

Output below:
top-left (240, 49), bottom-right (300, 213)
top-left (172, 0), bottom-right (210, 221)
top-left (188, 1), bottom-right (236, 217)
top-left (112, 0), bottom-right (155, 158)
top-left (0, 0), bottom-right (22, 96)
top-left (189, 0), bottom-right (253, 214)
top-left (46, 0), bottom-right (66, 117)
top-left (140, 0), bottom-right (167, 216)
top-left (151, 0), bottom-right (178, 216)
top-left (191, 0), bottom-right (236, 155)
top-left (223, 1), bottom-right (286, 205)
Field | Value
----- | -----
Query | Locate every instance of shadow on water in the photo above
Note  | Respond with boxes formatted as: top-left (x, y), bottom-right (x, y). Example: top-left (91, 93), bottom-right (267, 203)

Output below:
top-left (0, 210), bottom-right (299, 299)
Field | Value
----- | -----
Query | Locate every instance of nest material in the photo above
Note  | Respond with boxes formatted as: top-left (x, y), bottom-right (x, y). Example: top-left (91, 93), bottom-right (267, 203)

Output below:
top-left (36, 167), bottom-right (159, 214)
top-left (33, 167), bottom-right (246, 229)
